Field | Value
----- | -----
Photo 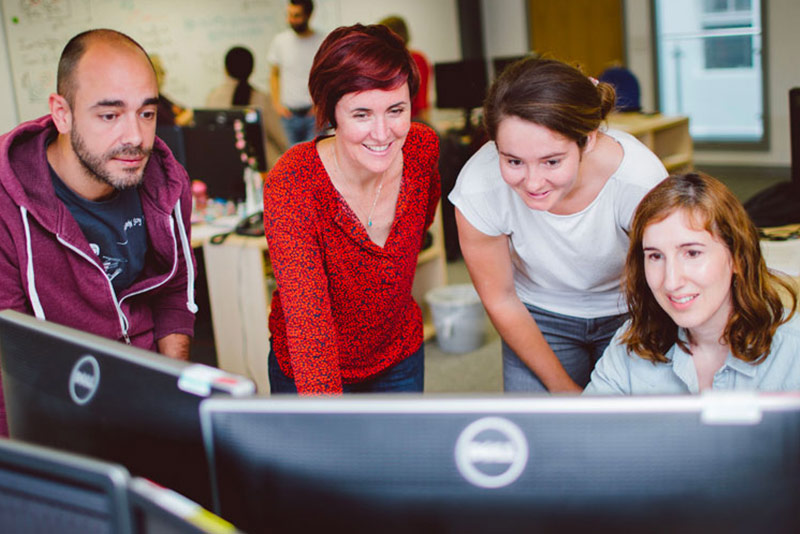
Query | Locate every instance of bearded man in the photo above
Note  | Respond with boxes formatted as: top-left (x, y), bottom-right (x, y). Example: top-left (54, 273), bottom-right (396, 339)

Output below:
top-left (267, 0), bottom-right (326, 145)
top-left (0, 29), bottom-right (198, 434)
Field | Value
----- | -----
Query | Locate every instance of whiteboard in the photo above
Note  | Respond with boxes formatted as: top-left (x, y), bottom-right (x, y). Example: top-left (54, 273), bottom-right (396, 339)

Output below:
top-left (0, 0), bottom-right (464, 124)
top-left (0, 0), bottom-right (341, 121)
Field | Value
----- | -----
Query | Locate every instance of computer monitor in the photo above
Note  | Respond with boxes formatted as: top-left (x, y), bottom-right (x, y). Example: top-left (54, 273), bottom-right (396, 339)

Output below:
top-left (0, 310), bottom-right (256, 510)
top-left (492, 55), bottom-right (528, 80)
top-left (0, 437), bottom-right (241, 534)
top-left (183, 107), bottom-right (267, 201)
top-left (200, 393), bottom-right (800, 533)
top-left (0, 437), bottom-right (132, 534)
top-left (156, 124), bottom-right (188, 168)
top-left (434, 59), bottom-right (488, 132)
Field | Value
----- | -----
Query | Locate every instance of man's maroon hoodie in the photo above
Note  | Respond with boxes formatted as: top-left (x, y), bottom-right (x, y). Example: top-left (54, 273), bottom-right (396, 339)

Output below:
top-left (0, 115), bottom-right (198, 436)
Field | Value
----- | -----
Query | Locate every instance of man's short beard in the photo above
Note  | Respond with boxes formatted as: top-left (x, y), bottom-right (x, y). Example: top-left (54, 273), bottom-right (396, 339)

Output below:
top-left (71, 125), bottom-right (151, 191)
top-left (291, 20), bottom-right (309, 34)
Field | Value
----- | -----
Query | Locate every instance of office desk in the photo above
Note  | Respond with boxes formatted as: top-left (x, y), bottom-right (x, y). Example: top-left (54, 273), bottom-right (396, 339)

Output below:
top-left (191, 217), bottom-right (271, 393)
top-left (190, 216), bottom-right (238, 247)
top-left (201, 233), bottom-right (272, 394)
top-left (760, 224), bottom-right (800, 276)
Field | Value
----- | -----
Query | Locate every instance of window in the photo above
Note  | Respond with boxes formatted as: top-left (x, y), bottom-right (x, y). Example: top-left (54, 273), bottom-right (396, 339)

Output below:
top-left (703, 29), bottom-right (752, 69)
top-left (653, 0), bottom-right (766, 145)
top-left (702, 0), bottom-right (754, 69)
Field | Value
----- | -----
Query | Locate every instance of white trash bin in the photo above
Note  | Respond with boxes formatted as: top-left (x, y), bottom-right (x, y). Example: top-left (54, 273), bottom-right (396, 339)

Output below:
top-left (425, 284), bottom-right (486, 353)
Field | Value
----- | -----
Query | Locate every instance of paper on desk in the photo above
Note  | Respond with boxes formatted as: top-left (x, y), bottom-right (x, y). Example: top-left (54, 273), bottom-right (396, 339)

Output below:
top-left (190, 216), bottom-right (240, 242)
top-left (761, 239), bottom-right (800, 277)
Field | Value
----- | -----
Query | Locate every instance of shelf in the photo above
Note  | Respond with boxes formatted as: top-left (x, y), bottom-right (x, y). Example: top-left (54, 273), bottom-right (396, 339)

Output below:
top-left (607, 112), bottom-right (687, 135)
top-left (661, 153), bottom-right (693, 172)
top-left (607, 112), bottom-right (693, 173)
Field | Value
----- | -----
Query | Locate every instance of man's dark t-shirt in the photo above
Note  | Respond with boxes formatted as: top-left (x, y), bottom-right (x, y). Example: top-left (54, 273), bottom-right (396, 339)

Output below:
top-left (50, 166), bottom-right (147, 295)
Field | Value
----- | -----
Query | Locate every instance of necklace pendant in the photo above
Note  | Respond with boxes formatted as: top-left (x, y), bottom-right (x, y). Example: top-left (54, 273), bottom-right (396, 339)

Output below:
top-left (367, 219), bottom-right (373, 228)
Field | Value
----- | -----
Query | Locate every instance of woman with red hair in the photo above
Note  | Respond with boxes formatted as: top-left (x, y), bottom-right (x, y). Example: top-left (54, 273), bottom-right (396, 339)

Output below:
top-left (263, 24), bottom-right (440, 394)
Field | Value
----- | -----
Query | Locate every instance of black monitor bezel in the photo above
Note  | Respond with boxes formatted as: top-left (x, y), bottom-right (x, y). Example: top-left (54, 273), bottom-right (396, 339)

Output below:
top-left (200, 393), bottom-right (800, 533)
top-left (0, 309), bottom-right (255, 510)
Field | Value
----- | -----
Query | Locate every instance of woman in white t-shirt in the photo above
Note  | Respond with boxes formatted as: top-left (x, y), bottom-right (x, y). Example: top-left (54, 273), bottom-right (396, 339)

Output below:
top-left (449, 58), bottom-right (667, 393)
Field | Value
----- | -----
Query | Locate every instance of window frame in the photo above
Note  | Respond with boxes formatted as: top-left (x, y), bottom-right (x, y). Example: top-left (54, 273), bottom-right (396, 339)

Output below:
top-left (650, 0), bottom-right (770, 151)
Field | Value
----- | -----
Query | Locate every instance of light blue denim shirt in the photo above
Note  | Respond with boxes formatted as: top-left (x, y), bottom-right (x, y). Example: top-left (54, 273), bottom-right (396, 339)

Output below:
top-left (584, 314), bottom-right (800, 395)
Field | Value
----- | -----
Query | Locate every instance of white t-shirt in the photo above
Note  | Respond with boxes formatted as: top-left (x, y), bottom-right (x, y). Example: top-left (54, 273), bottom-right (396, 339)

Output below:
top-left (449, 128), bottom-right (667, 318)
top-left (267, 29), bottom-right (326, 110)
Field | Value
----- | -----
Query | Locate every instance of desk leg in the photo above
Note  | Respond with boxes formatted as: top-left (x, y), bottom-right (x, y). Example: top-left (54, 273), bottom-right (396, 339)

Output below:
top-left (201, 242), bottom-right (271, 394)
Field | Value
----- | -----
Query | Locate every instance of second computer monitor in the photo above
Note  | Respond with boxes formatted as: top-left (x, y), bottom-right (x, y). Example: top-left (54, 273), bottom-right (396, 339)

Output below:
top-left (0, 310), bottom-right (255, 510)
top-left (182, 107), bottom-right (267, 202)
top-left (492, 55), bottom-right (529, 79)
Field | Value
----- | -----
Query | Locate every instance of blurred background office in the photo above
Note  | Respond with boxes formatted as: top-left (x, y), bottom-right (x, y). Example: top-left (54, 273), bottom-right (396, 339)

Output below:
top-left (1, 0), bottom-right (797, 192)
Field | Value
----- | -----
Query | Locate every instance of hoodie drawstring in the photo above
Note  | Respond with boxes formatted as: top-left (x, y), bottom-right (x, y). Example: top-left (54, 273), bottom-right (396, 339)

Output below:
top-left (20, 206), bottom-right (45, 320)
top-left (174, 200), bottom-right (198, 314)
top-left (20, 202), bottom-right (197, 322)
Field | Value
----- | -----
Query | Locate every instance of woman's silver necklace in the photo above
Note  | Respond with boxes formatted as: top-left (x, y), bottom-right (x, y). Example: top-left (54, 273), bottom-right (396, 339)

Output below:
top-left (332, 145), bottom-right (385, 228)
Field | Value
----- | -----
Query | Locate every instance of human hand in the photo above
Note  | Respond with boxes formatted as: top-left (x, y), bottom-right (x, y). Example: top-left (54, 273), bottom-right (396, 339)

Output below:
top-left (275, 104), bottom-right (292, 119)
top-left (549, 379), bottom-right (584, 394)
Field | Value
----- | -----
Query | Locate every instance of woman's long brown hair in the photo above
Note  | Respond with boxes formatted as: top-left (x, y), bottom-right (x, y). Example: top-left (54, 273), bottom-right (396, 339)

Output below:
top-left (622, 172), bottom-right (796, 363)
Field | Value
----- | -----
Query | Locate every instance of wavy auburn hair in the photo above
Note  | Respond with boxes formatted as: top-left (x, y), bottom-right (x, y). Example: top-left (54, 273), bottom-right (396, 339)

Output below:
top-left (622, 172), bottom-right (796, 364)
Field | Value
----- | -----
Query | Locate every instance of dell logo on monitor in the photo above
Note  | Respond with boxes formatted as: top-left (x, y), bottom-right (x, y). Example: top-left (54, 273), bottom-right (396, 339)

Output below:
top-left (69, 355), bottom-right (100, 406)
top-left (454, 417), bottom-right (529, 489)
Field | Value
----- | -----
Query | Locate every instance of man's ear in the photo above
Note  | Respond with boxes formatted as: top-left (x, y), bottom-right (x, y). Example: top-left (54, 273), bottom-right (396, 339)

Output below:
top-left (49, 93), bottom-right (72, 134)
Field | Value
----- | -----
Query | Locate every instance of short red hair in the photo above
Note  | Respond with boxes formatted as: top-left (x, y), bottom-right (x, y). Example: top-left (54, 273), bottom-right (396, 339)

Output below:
top-left (308, 24), bottom-right (420, 130)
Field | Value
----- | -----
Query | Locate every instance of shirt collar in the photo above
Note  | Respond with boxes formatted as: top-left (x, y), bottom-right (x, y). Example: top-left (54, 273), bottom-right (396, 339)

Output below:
top-left (669, 329), bottom-right (758, 392)
top-left (721, 353), bottom-right (758, 378)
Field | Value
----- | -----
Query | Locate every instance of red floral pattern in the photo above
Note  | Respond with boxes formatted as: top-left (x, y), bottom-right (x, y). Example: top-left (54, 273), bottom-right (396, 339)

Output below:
top-left (263, 122), bottom-right (440, 393)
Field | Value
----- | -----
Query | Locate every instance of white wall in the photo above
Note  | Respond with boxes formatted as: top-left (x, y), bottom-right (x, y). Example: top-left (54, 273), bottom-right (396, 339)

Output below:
top-left (623, 0), bottom-right (656, 113)
top-left (481, 0), bottom-right (529, 62)
top-left (338, 0), bottom-right (461, 63)
top-left (0, 0), bottom-right (462, 133)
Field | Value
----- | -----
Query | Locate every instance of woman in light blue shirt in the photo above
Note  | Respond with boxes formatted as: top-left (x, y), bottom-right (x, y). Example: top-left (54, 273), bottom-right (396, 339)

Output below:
top-left (585, 172), bottom-right (800, 394)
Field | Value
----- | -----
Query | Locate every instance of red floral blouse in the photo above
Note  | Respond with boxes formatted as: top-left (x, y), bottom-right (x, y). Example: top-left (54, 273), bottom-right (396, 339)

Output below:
top-left (263, 122), bottom-right (440, 394)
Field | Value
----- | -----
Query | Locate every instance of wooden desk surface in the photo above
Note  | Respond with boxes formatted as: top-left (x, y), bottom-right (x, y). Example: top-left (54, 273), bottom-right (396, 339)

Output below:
top-left (190, 216), bottom-right (241, 248)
